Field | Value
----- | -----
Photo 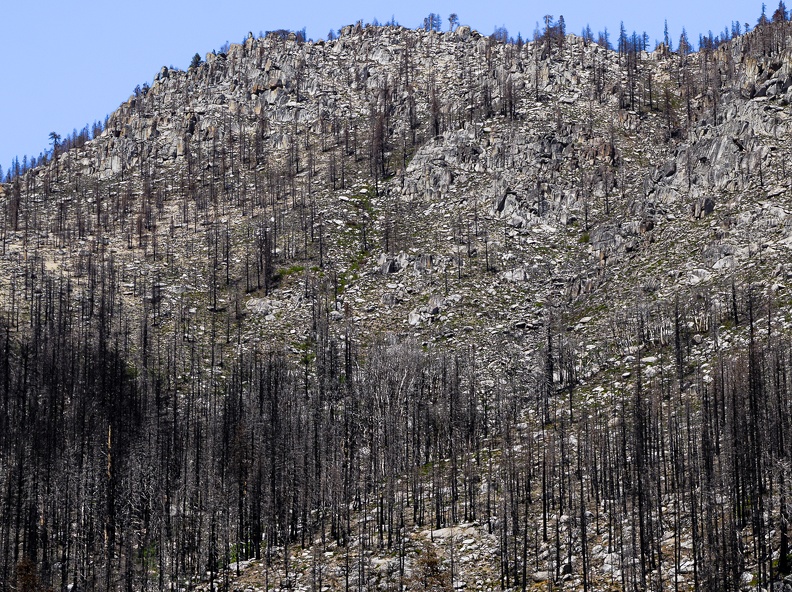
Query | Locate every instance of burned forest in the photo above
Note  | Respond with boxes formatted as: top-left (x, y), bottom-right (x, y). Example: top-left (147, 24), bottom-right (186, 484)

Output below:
top-left (3, 14), bottom-right (792, 592)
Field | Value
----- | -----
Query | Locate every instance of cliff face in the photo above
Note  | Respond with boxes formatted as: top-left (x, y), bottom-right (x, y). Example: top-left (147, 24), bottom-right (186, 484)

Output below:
top-left (3, 20), bottom-right (792, 592)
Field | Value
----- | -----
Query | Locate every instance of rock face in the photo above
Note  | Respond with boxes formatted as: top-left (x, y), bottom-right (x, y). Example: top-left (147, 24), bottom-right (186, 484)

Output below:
top-left (4, 19), bottom-right (792, 592)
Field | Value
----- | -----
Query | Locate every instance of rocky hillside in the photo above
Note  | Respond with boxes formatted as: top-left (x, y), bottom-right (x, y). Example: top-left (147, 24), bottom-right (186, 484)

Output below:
top-left (2, 19), bottom-right (792, 592)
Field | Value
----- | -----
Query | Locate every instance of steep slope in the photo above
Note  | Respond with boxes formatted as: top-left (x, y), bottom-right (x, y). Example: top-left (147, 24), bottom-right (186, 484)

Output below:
top-left (2, 21), bottom-right (792, 592)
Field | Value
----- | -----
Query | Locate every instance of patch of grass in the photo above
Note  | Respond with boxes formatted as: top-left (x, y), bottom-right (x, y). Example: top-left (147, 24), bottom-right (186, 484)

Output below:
top-left (337, 249), bottom-right (370, 294)
top-left (353, 187), bottom-right (375, 214)
top-left (274, 264), bottom-right (306, 281)
top-left (772, 554), bottom-right (792, 575)
top-left (293, 339), bottom-right (317, 366)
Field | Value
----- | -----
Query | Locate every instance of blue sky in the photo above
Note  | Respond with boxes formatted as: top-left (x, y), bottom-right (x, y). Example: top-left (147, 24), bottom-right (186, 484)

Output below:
top-left (0, 0), bottom-right (767, 176)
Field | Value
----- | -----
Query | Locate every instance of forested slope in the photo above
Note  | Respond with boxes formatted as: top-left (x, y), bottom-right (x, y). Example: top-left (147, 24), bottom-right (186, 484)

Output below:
top-left (2, 17), bottom-right (792, 592)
